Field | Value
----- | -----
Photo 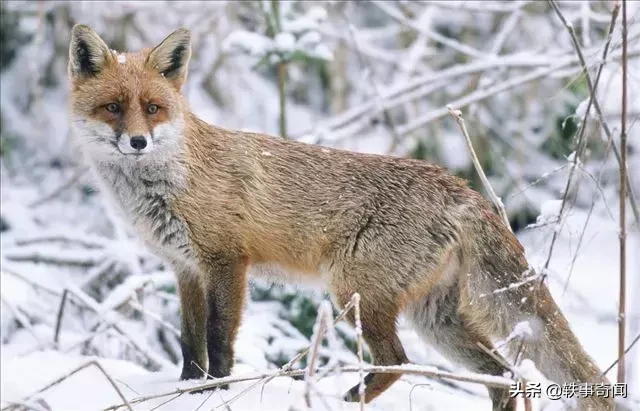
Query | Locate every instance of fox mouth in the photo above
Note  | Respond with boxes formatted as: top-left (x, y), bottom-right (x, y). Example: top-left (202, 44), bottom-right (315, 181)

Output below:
top-left (122, 151), bottom-right (145, 158)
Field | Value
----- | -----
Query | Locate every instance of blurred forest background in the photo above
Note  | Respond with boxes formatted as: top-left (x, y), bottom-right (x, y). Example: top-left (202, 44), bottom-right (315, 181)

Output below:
top-left (1, 1), bottom-right (639, 410)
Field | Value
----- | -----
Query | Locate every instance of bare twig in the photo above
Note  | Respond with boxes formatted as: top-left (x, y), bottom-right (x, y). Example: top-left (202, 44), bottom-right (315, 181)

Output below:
top-left (53, 290), bottom-right (69, 345)
top-left (277, 61), bottom-right (287, 138)
top-left (28, 168), bottom-right (85, 209)
top-left (128, 299), bottom-right (180, 338)
top-left (563, 137), bottom-right (615, 294)
top-left (1, 266), bottom-right (60, 297)
top-left (617, 0), bottom-right (628, 385)
top-left (3, 249), bottom-right (104, 268)
top-left (304, 301), bottom-right (331, 408)
top-left (600, 331), bottom-right (640, 378)
top-left (148, 393), bottom-right (183, 411)
top-left (1, 400), bottom-right (50, 411)
top-left (373, 1), bottom-right (488, 59)
top-left (447, 106), bottom-right (511, 230)
top-left (341, 7), bottom-right (402, 153)
top-left (0, 295), bottom-right (42, 346)
top-left (14, 234), bottom-right (105, 249)
top-left (353, 293), bottom-right (366, 411)
top-left (7, 360), bottom-right (133, 411)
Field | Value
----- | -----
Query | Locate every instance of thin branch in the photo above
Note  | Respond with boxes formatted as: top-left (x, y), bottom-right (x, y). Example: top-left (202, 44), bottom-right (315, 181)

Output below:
top-left (128, 299), bottom-right (180, 338)
top-left (304, 302), bottom-right (330, 408)
top-left (617, 0), bottom-right (628, 384)
top-left (14, 234), bottom-right (106, 249)
top-left (448, 106), bottom-right (511, 230)
top-left (232, 295), bottom-right (360, 408)
top-left (543, 0), bottom-right (620, 275)
top-left (563, 137), bottom-right (615, 294)
top-left (343, 11), bottom-right (402, 152)
top-left (53, 290), bottom-right (69, 345)
top-left (373, 1), bottom-right (489, 59)
top-left (600, 332), bottom-right (640, 378)
top-left (353, 293), bottom-right (366, 411)
top-left (0, 295), bottom-right (42, 346)
top-left (1, 266), bottom-right (60, 297)
top-left (3, 249), bottom-right (104, 268)
top-left (28, 168), bottom-right (85, 209)
top-left (7, 360), bottom-right (133, 411)
top-left (1, 400), bottom-right (50, 411)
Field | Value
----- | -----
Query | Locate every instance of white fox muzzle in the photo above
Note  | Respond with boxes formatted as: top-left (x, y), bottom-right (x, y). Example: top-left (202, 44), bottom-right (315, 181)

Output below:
top-left (117, 133), bottom-right (154, 155)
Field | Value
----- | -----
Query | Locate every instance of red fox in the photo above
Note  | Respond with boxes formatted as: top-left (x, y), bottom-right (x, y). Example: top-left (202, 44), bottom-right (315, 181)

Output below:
top-left (68, 25), bottom-right (612, 410)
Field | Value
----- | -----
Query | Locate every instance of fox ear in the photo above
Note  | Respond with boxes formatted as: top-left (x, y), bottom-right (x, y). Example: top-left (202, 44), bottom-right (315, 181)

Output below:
top-left (68, 24), bottom-right (113, 79)
top-left (146, 28), bottom-right (191, 89)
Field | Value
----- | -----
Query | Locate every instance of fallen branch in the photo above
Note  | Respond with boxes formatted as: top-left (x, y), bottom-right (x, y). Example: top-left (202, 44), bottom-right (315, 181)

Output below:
top-left (3, 249), bottom-right (104, 268)
top-left (3, 360), bottom-right (133, 411)
top-left (14, 233), bottom-right (106, 249)
top-left (103, 363), bottom-right (515, 411)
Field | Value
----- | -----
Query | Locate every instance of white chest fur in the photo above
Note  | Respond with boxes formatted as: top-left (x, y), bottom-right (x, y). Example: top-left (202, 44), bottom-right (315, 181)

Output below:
top-left (91, 158), bottom-right (195, 268)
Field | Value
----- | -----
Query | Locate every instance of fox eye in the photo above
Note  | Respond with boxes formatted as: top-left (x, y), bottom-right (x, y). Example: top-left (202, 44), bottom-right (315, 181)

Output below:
top-left (106, 103), bottom-right (120, 114)
top-left (147, 104), bottom-right (159, 114)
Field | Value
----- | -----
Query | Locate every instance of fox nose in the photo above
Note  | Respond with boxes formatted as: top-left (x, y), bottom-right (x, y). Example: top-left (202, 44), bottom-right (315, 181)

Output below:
top-left (130, 135), bottom-right (147, 150)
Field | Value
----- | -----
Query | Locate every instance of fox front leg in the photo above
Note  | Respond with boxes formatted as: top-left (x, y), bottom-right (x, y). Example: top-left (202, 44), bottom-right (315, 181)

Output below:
top-left (203, 255), bottom-right (248, 382)
top-left (176, 267), bottom-right (208, 380)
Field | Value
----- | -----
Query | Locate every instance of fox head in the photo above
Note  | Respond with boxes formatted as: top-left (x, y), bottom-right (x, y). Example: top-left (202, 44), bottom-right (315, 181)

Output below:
top-left (68, 25), bottom-right (191, 162)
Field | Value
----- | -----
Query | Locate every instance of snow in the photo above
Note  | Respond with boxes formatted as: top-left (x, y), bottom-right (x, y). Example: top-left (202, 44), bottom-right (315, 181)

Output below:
top-left (506, 321), bottom-right (534, 342)
top-left (117, 54), bottom-right (126, 64)
top-left (0, 351), bottom-right (493, 411)
top-left (574, 98), bottom-right (594, 120)
top-left (309, 44), bottom-right (333, 61)
top-left (537, 200), bottom-right (564, 224)
top-left (274, 32), bottom-right (296, 54)
top-left (222, 30), bottom-right (274, 58)
top-left (297, 31), bottom-right (321, 48)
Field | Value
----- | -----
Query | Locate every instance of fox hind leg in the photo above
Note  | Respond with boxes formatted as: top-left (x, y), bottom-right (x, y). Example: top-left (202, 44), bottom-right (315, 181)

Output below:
top-left (333, 287), bottom-right (410, 403)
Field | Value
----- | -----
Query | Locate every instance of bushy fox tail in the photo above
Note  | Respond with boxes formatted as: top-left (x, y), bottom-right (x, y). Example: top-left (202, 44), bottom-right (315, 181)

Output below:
top-left (463, 213), bottom-right (614, 410)
top-left (517, 284), bottom-right (612, 410)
